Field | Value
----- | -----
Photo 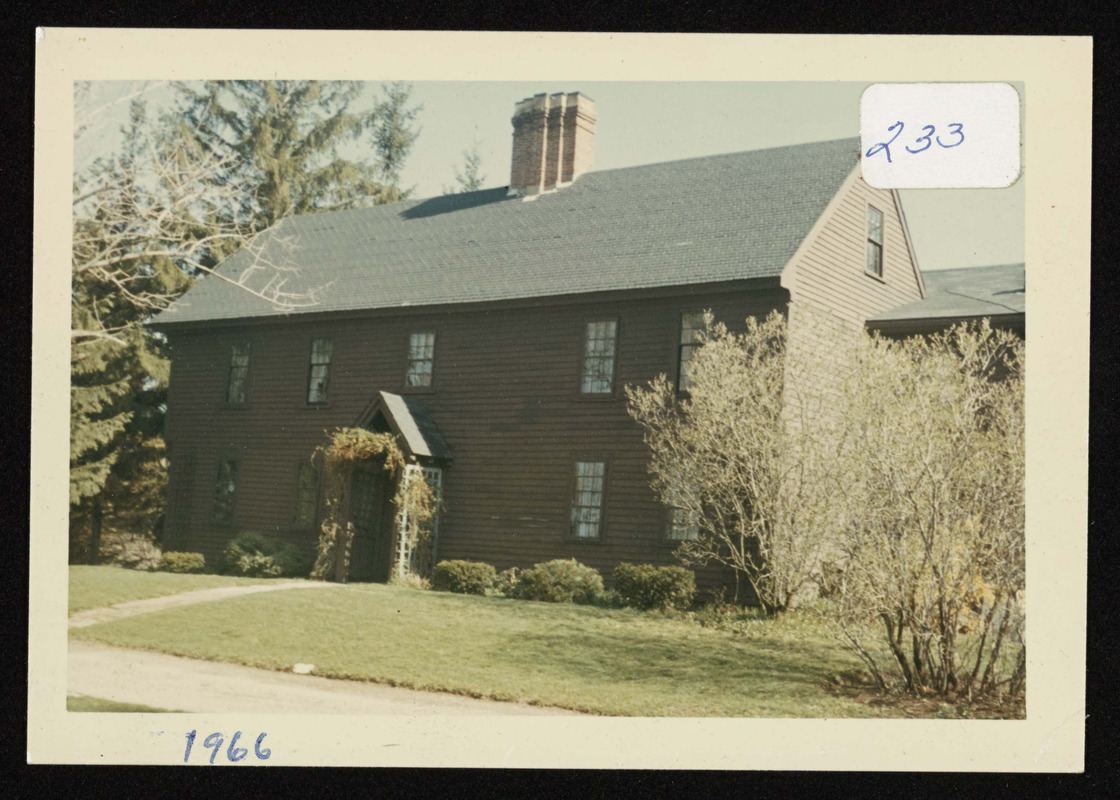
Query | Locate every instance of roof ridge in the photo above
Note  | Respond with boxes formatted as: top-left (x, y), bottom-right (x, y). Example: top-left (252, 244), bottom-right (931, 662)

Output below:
top-left (923, 263), bottom-right (1025, 274)
top-left (576, 135), bottom-right (861, 182)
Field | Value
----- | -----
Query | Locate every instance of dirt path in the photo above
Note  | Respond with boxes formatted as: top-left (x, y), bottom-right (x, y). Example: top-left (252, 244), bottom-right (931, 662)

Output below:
top-left (68, 640), bottom-right (578, 715)
top-left (68, 581), bottom-right (341, 628)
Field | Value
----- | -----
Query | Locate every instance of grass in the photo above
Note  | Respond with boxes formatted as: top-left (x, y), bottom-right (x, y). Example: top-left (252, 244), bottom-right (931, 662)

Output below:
top-left (71, 577), bottom-right (901, 718)
top-left (67, 694), bottom-right (179, 713)
top-left (69, 565), bottom-right (281, 613)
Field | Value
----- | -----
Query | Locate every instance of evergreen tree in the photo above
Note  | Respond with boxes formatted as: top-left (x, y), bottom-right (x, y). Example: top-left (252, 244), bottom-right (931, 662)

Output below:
top-left (71, 100), bottom-right (193, 561)
top-left (70, 82), bottom-right (423, 562)
top-left (172, 80), bottom-right (422, 228)
top-left (446, 143), bottom-right (486, 194)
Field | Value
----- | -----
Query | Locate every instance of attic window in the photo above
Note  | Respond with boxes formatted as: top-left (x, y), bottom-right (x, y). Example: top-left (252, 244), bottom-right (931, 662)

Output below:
top-left (581, 320), bottom-right (617, 394)
top-left (406, 332), bottom-right (436, 388)
top-left (866, 206), bottom-right (884, 278)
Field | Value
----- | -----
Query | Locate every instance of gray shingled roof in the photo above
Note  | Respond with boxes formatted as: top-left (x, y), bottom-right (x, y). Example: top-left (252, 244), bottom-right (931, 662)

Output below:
top-left (156, 137), bottom-right (861, 325)
top-left (379, 392), bottom-right (453, 461)
top-left (870, 263), bottom-right (1025, 323)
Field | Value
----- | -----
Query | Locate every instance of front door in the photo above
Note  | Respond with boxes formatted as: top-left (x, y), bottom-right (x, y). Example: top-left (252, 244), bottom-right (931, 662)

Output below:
top-left (348, 466), bottom-right (395, 582)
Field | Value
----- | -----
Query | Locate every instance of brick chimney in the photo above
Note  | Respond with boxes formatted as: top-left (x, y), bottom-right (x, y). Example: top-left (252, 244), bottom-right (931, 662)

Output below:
top-left (509, 91), bottom-right (596, 197)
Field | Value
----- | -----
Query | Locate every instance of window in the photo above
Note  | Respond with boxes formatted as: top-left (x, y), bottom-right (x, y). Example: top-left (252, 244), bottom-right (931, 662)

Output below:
top-left (570, 461), bottom-right (606, 539)
top-left (580, 320), bottom-right (617, 394)
top-left (405, 332), bottom-right (436, 388)
top-left (225, 343), bottom-right (250, 405)
top-left (866, 205), bottom-right (884, 277)
top-left (292, 462), bottom-right (320, 527)
top-left (307, 338), bottom-right (333, 404)
top-left (677, 312), bottom-right (705, 393)
top-left (212, 459), bottom-right (238, 523)
top-left (667, 507), bottom-right (700, 542)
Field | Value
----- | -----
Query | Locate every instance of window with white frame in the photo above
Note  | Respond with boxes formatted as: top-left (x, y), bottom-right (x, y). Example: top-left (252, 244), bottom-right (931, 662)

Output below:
top-left (405, 332), bottom-right (436, 388)
top-left (580, 321), bottom-right (617, 394)
top-left (677, 312), bottom-right (705, 393)
top-left (570, 460), bottom-right (606, 539)
top-left (866, 205), bottom-right (884, 277)
top-left (307, 338), bottom-right (333, 404)
top-left (667, 507), bottom-right (700, 542)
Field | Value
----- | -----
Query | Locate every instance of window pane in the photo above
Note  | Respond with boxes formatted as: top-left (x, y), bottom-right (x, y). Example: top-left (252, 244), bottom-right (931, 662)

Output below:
top-left (307, 339), bottom-right (332, 403)
top-left (293, 462), bottom-right (319, 526)
top-left (667, 507), bottom-right (700, 541)
top-left (226, 343), bottom-right (250, 404)
top-left (213, 459), bottom-right (238, 522)
top-left (867, 206), bottom-right (883, 242)
top-left (406, 332), bottom-right (436, 387)
top-left (679, 312), bottom-right (705, 392)
top-left (311, 338), bottom-right (333, 364)
top-left (866, 241), bottom-right (883, 276)
top-left (571, 460), bottom-right (606, 538)
top-left (680, 313), bottom-right (705, 345)
top-left (581, 321), bottom-right (617, 394)
top-left (866, 207), bottom-right (884, 277)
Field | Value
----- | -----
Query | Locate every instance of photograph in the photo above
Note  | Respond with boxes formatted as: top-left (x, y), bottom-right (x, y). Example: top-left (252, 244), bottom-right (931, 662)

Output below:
top-left (66, 78), bottom-right (1027, 720)
top-left (31, 30), bottom-right (1089, 770)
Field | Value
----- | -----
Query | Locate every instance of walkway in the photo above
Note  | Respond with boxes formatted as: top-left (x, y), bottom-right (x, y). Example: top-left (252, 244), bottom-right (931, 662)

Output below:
top-left (68, 640), bottom-right (577, 715)
top-left (68, 581), bottom-right (340, 628)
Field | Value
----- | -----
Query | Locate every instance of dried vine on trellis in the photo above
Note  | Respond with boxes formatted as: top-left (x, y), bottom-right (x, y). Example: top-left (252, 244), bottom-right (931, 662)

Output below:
top-left (309, 427), bottom-right (439, 582)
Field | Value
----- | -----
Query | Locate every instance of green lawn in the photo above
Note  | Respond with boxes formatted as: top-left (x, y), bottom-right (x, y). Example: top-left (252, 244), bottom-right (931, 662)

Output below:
top-left (70, 577), bottom-right (897, 718)
top-left (69, 565), bottom-right (280, 613)
top-left (67, 695), bottom-right (179, 713)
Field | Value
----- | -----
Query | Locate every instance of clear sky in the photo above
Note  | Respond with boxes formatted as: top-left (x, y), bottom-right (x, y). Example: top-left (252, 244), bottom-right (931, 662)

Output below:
top-left (76, 81), bottom-right (1024, 272)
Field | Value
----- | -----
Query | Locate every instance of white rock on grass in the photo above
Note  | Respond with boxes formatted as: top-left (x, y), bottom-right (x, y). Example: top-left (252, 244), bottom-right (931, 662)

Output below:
top-left (292, 663), bottom-right (315, 675)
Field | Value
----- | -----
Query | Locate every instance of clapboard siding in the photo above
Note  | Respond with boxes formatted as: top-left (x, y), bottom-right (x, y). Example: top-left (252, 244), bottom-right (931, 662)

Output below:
top-left (783, 174), bottom-right (923, 415)
top-left (787, 174), bottom-right (922, 324)
top-left (163, 284), bottom-right (787, 598)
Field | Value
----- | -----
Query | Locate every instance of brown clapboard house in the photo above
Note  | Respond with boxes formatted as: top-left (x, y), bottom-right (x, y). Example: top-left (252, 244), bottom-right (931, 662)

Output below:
top-left (152, 91), bottom-right (1019, 595)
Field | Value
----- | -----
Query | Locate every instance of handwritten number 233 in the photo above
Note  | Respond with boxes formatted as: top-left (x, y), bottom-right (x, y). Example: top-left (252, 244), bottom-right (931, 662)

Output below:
top-left (866, 121), bottom-right (965, 163)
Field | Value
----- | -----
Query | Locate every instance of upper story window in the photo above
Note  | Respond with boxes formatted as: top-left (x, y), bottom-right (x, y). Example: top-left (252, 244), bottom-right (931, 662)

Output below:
top-left (866, 205), bottom-right (884, 278)
top-left (212, 458), bottom-right (238, 523)
top-left (678, 312), bottom-right (706, 393)
top-left (225, 342), bottom-right (251, 405)
top-left (307, 338), bottom-right (333, 404)
top-left (570, 460), bottom-right (606, 539)
top-left (580, 320), bottom-right (617, 394)
top-left (405, 332), bottom-right (436, 388)
top-left (292, 462), bottom-right (320, 527)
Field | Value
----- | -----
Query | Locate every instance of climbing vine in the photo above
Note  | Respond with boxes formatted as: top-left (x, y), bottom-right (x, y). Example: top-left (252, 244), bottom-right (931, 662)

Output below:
top-left (309, 427), bottom-right (439, 582)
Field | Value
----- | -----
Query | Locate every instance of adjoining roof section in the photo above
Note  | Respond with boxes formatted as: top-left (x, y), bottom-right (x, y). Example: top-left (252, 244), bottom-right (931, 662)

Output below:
top-left (869, 263), bottom-right (1024, 328)
top-left (156, 137), bottom-right (861, 325)
top-left (358, 391), bottom-right (453, 463)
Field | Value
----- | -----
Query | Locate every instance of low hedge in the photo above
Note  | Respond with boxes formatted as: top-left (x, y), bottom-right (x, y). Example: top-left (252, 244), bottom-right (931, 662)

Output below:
top-left (613, 563), bottom-right (696, 611)
top-left (512, 558), bottom-right (603, 605)
top-left (431, 560), bottom-right (496, 595)
top-left (157, 551), bottom-right (206, 574)
top-left (220, 531), bottom-right (312, 578)
top-left (492, 567), bottom-right (520, 597)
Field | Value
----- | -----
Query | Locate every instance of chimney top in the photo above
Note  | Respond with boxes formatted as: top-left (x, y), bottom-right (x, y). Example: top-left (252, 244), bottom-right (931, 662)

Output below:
top-left (509, 91), bottom-right (597, 197)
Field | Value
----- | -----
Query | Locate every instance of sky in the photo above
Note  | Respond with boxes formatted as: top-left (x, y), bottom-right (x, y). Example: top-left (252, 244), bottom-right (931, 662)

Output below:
top-left (75, 81), bottom-right (1024, 272)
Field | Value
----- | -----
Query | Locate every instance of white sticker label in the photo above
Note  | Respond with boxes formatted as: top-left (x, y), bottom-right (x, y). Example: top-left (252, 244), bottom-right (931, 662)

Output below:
top-left (860, 83), bottom-right (1021, 188)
